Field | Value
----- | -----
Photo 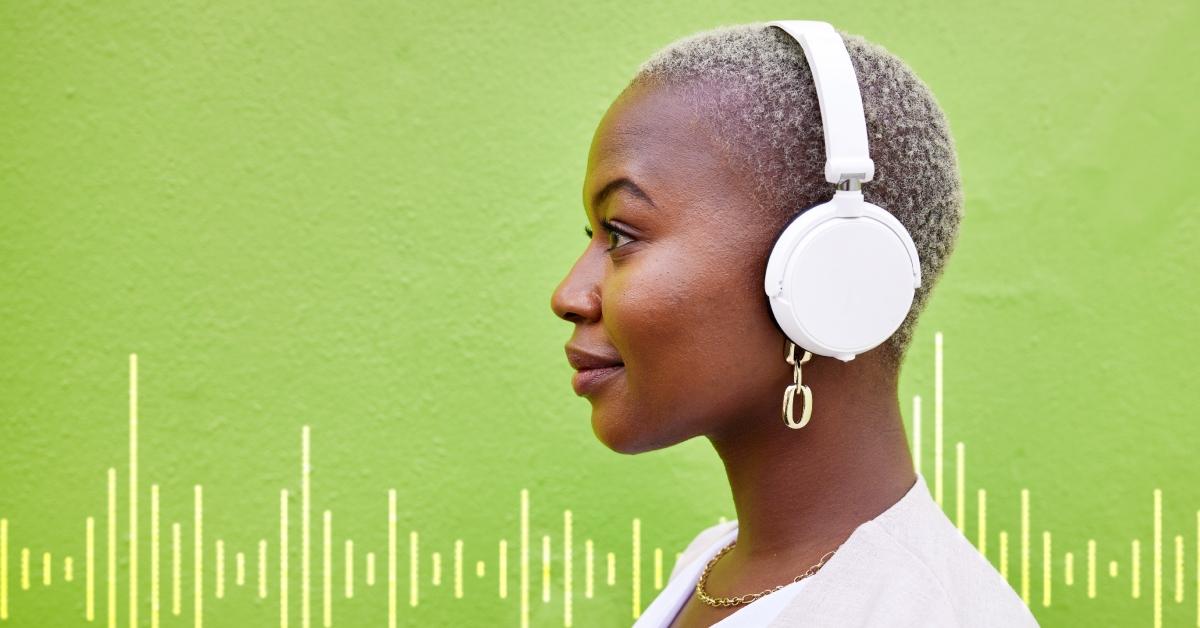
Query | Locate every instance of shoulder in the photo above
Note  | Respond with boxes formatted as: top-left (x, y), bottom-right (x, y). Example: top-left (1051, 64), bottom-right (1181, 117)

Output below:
top-left (770, 476), bottom-right (1039, 627)
top-left (840, 518), bottom-right (1039, 627)
top-left (668, 519), bottom-right (737, 582)
top-left (868, 478), bottom-right (1038, 626)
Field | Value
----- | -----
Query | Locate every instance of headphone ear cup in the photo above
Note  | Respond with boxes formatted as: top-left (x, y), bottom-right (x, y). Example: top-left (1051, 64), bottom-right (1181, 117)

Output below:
top-left (764, 198), bottom-right (921, 361)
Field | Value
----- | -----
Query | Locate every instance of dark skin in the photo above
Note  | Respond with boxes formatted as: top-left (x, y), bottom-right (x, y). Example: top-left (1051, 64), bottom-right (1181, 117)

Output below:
top-left (550, 81), bottom-right (917, 627)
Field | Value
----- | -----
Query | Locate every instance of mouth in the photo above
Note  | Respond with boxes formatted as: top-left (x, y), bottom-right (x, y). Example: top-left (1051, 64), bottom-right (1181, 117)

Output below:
top-left (564, 344), bottom-right (624, 396)
top-left (571, 363), bottom-right (624, 396)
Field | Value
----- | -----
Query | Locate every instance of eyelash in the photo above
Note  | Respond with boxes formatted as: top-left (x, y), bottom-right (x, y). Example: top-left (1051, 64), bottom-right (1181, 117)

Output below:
top-left (584, 221), bottom-right (635, 252)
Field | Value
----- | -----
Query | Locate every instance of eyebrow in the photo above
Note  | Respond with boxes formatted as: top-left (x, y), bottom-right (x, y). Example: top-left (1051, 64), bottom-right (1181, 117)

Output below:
top-left (589, 177), bottom-right (657, 213)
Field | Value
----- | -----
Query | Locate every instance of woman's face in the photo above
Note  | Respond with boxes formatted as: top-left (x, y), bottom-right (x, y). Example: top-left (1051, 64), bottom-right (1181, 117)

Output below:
top-left (551, 82), bottom-right (793, 454)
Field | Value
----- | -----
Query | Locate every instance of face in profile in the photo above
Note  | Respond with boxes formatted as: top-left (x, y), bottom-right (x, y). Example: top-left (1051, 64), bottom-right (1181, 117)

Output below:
top-left (550, 81), bottom-right (795, 454)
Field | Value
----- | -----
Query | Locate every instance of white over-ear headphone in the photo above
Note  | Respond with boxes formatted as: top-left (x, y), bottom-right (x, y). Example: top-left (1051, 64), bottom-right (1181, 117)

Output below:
top-left (763, 20), bottom-right (922, 362)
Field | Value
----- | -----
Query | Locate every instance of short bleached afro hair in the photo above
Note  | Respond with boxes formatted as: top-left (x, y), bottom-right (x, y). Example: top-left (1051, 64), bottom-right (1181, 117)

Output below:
top-left (627, 23), bottom-right (963, 368)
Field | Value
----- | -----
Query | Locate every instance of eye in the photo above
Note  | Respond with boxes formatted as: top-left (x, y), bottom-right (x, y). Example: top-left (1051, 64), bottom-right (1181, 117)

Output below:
top-left (584, 225), bottom-right (593, 239)
top-left (601, 220), bottom-right (635, 252)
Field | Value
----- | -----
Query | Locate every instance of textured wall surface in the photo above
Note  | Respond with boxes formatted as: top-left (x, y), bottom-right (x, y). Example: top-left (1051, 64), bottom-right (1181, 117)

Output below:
top-left (1, 1), bottom-right (1197, 626)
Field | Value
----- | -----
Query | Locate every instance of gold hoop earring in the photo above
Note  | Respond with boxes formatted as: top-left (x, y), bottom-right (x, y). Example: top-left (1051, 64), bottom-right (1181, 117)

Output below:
top-left (782, 341), bottom-right (813, 429)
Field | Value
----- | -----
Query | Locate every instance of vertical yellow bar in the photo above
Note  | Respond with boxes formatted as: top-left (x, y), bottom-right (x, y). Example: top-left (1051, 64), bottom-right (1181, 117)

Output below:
top-left (1021, 489), bottom-right (1030, 605)
top-left (152, 485), bottom-right (160, 628)
top-left (1, 518), bottom-right (8, 620)
top-left (999, 531), bottom-right (1009, 582)
top-left (1088, 539), bottom-right (1097, 599)
top-left (1109, 560), bottom-right (1118, 578)
top-left (475, 560), bottom-right (485, 578)
top-left (65, 556), bottom-right (74, 582)
top-left (606, 552), bottom-right (615, 587)
top-left (911, 395), bottom-right (921, 477)
top-left (653, 549), bottom-right (662, 590)
top-left (365, 552), bottom-right (375, 587)
top-left (585, 539), bottom-right (594, 600)
top-left (541, 537), bottom-right (550, 603)
top-left (1041, 531), bottom-right (1050, 607)
top-left (563, 510), bottom-right (572, 627)
top-left (236, 552), bottom-right (245, 587)
top-left (88, 517), bottom-right (96, 621)
top-left (520, 490), bottom-right (529, 628)
top-left (194, 485), bottom-right (203, 628)
top-left (454, 540), bottom-right (463, 600)
top-left (409, 531), bottom-right (419, 607)
top-left (954, 442), bottom-right (965, 532)
top-left (129, 353), bottom-right (138, 628)
top-left (934, 332), bottom-right (944, 507)
top-left (1133, 539), bottom-right (1141, 599)
top-left (1065, 552), bottom-right (1074, 586)
top-left (977, 489), bottom-right (987, 558)
top-left (322, 511), bottom-right (331, 628)
top-left (281, 489), bottom-right (289, 628)
top-left (108, 468), bottom-right (117, 628)
top-left (301, 426), bottom-right (311, 628)
top-left (387, 490), bottom-right (396, 628)
top-left (433, 552), bottom-right (442, 587)
top-left (43, 551), bottom-right (51, 585)
top-left (172, 523), bottom-right (181, 616)
top-left (632, 518), bottom-right (641, 619)
top-left (1174, 535), bottom-right (1183, 604)
top-left (20, 549), bottom-right (28, 591)
top-left (1156, 489), bottom-right (1162, 628)
top-left (344, 540), bottom-right (354, 599)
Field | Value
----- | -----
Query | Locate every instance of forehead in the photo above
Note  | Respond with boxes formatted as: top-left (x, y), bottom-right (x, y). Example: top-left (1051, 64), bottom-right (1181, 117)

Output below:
top-left (583, 83), bottom-right (728, 209)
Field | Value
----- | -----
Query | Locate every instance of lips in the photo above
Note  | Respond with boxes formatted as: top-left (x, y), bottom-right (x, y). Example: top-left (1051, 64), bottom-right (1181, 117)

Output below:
top-left (565, 345), bottom-right (624, 396)
top-left (564, 345), bottom-right (624, 371)
top-left (570, 364), bottom-right (623, 396)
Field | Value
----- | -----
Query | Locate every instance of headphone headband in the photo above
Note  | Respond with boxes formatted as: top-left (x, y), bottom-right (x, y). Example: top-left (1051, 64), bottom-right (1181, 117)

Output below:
top-left (762, 20), bottom-right (921, 361)
top-left (767, 21), bottom-right (874, 184)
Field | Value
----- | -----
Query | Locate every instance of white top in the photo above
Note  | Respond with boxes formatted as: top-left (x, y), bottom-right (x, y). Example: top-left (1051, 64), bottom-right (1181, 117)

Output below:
top-left (634, 472), bottom-right (1040, 627)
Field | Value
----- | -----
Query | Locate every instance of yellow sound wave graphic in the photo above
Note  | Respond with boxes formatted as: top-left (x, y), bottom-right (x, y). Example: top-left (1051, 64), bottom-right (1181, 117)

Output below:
top-left (0, 332), bottom-right (1196, 626)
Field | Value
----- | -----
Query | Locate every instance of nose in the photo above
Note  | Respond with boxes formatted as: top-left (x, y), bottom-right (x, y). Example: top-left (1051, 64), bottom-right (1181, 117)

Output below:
top-left (551, 247), bottom-right (603, 325)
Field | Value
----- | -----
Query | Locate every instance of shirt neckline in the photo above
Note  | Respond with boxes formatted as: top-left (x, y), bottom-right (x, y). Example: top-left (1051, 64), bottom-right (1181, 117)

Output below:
top-left (701, 471), bottom-right (926, 573)
top-left (641, 472), bottom-right (929, 627)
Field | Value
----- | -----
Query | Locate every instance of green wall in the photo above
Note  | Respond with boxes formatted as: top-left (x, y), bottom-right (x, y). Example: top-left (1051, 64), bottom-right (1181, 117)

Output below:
top-left (1, 1), bottom-right (1197, 626)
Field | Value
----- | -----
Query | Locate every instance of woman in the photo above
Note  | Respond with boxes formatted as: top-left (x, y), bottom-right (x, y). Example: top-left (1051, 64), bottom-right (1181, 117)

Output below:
top-left (550, 21), bottom-right (1038, 627)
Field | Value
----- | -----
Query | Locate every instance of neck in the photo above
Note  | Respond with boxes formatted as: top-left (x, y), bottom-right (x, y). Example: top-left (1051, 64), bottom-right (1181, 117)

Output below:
top-left (707, 352), bottom-right (916, 563)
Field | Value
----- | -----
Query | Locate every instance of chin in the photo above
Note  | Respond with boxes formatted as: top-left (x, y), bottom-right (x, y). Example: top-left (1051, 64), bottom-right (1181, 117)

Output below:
top-left (589, 406), bottom-right (682, 455)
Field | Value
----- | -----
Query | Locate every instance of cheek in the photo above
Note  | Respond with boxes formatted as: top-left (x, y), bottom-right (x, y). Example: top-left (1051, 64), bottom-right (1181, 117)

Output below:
top-left (605, 258), bottom-right (692, 377)
top-left (602, 246), bottom-right (781, 438)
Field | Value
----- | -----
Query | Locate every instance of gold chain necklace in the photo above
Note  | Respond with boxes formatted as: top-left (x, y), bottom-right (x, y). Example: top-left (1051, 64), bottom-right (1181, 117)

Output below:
top-left (694, 540), bottom-right (839, 608)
